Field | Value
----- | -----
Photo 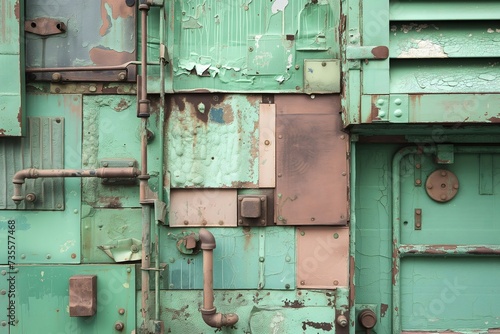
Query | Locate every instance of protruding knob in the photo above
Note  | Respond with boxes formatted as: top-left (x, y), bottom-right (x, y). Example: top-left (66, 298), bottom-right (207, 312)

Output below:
top-left (359, 309), bottom-right (377, 329)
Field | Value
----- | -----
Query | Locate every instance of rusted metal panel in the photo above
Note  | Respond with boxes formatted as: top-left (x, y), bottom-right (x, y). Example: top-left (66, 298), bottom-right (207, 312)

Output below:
top-left (169, 189), bottom-right (237, 227)
top-left (69, 275), bottom-right (97, 317)
top-left (297, 226), bottom-right (349, 289)
top-left (259, 103), bottom-right (276, 187)
top-left (25, 0), bottom-right (136, 81)
top-left (275, 95), bottom-right (348, 225)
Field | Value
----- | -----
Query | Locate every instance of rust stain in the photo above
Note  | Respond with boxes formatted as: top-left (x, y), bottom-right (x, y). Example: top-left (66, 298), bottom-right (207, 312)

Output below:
top-left (242, 227), bottom-right (252, 250)
top-left (488, 116), bottom-right (500, 123)
top-left (17, 107), bottom-right (22, 126)
top-left (282, 299), bottom-right (304, 308)
top-left (369, 95), bottom-right (380, 123)
top-left (469, 247), bottom-right (500, 255)
top-left (99, 196), bottom-right (123, 208)
top-left (89, 47), bottom-right (134, 66)
top-left (0, 129), bottom-right (6, 136)
top-left (301, 321), bottom-right (333, 331)
top-left (14, 0), bottom-right (20, 20)
top-left (114, 98), bottom-right (131, 112)
top-left (380, 303), bottom-right (388, 317)
top-left (392, 239), bottom-right (399, 285)
top-left (99, 0), bottom-right (134, 36)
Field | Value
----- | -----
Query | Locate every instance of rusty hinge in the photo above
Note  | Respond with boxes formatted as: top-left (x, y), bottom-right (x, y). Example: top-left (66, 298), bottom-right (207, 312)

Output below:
top-left (346, 46), bottom-right (389, 60)
top-left (25, 18), bottom-right (66, 36)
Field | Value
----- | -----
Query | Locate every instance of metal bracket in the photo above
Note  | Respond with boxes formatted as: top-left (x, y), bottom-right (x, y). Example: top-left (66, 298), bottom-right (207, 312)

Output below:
top-left (435, 144), bottom-right (454, 164)
top-left (100, 158), bottom-right (137, 185)
top-left (414, 209), bottom-right (422, 230)
top-left (25, 18), bottom-right (66, 36)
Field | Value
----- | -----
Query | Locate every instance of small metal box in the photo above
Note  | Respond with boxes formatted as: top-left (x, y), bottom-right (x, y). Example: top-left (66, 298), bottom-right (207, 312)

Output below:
top-left (69, 275), bottom-right (97, 317)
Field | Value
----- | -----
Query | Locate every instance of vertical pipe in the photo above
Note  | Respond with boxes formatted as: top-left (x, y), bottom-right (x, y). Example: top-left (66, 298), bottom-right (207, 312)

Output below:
top-left (141, 205), bottom-right (152, 329)
top-left (349, 140), bottom-right (356, 334)
top-left (203, 249), bottom-right (215, 311)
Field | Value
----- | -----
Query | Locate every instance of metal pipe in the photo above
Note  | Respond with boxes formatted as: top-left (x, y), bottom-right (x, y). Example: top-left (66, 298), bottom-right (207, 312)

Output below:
top-left (199, 228), bottom-right (239, 328)
top-left (25, 61), bottom-right (140, 73)
top-left (138, 3), bottom-right (151, 118)
top-left (12, 167), bottom-right (139, 204)
top-left (141, 205), bottom-right (152, 331)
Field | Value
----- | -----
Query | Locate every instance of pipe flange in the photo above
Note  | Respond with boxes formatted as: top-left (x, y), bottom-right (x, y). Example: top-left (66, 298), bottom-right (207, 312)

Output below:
top-left (201, 308), bottom-right (216, 315)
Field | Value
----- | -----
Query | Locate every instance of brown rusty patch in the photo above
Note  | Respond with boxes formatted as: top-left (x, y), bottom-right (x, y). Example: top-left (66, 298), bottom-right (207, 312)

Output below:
top-left (0, 129), bottom-right (6, 136)
top-left (369, 95), bottom-right (380, 123)
top-left (371, 46), bottom-right (389, 59)
top-left (469, 247), bottom-right (500, 255)
top-left (282, 299), bottom-right (304, 308)
top-left (242, 227), bottom-right (252, 250)
top-left (99, 0), bottom-right (134, 36)
top-left (252, 292), bottom-right (263, 304)
top-left (17, 107), bottom-right (22, 125)
top-left (301, 321), bottom-right (333, 331)
top-left (179, 94), bottom-right (227, 123)
top-left (99, 196), bottom-right (123, 208)
top-left (380, 303), bottom-right (388, 317)
top-left (14, 0), bottom-right (20, 20)
top-left (89, 47), bottom-right (134, 66)
top-left (114, 98), bottom-right (131, 112)
top-left (488, 116), bottom-right (500, 123)
top-left (392, 239), bottom-right (399, 285)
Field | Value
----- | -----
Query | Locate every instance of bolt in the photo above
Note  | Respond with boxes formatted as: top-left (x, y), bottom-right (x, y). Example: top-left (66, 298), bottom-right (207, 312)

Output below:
top-left (278, 173), bottom-right (282, 177)
top-left (89, 85), bottom-right (97, 92)
top-left (0, 290), bottom-right (6, 295)
top-left (300, 230), bottom-right (305, 236)
top-left (285, 256), bottom-right (291, 262)
top-left (183, 220), bottom-right (189, 225)
top-left (294, 64), bottom-right (300, 70)
top-left (114, 321), bottom-right (125, 331)
top-left (441, 171), bottom-right (447, 177)
top-left (248, 46), bottom-right (254, 52)
top-left (1, 270), bottom-right (7, 276)
top-left (118, 72), bottom-right (127, 81)
top-left (74, 209), bottom-right (78, 214)
top-left (310, 94), bottom-right (315, 99)
top-left (218, 220), bottom-right (224, 225)
top-left (103, 162), bottom-right (109, 167)
top-left (321, 62), bottom-right (327, 67)
top-left (278, 135), bottom-right (283, 139)
top-left (415, 179), bottom-right (421, 185)
top-left (334, 233), bottom-right (339, 239)
top-left (131, 245), bottom-right (139, 253)
top-left (46, 254), bottom-right (51, 259)
top-left (51, 72), bottom-right (62, 82)
top-left (1, 321), bottom-right (6, 327)
top-left (71, 253), bottom-right (77, 259)
top-left (393, 109), bottom-right (403, 117)
top-left (21, 254), bottom-right (26, 259)
top-left (264, 139), bottom-right (270, 145)
top-left (416, 209), bottom-right (421, 215)
top-left (310, 217), bottom-right (315, 221)
top-left (440, 194), bottom-right (447, 201)
top-left (169, 258), bottom-right (175, 263)
top-left (126, 268), bottom-right (131, 273)
top-left (300, 280), bottom-right (305, 285)
top-left (285, 284), bottom-right (290, 289)
top-left (337, 315), bottom-right (348, 327)
top-left (333, 280), bottom-right (339, 285)
top-left (169, 283), bottom-right (174, 289)
top-left (56, 203), bottom-right (62, 209)
top-left (118, 308), bottom-right (125, 315)
top-left (416, 163), bottom-right (421, 169)
top-left (55, 87), bottom-right (61, 93)
top-left (244, 5), bottom-right (249, 10)
top-left (260, 197), bottom-right (265, 202)
top-left (259, 257), bottom-right (265, 262)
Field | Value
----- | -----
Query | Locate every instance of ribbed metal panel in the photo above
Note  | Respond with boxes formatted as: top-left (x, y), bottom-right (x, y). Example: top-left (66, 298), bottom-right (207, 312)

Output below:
top-left (0, 117), bottom-right (64, 210)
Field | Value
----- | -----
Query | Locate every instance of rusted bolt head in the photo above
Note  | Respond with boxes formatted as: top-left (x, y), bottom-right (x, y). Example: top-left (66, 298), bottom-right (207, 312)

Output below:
top-left (321, 62), bottom-right (327, 67)
top-left (264, 139), bottom-right (270, 145)
top-left (416, 163), bottom-right (421, 169)
top-left (453, 184), bottom-right (459, 189)
top-left (89, 85), bottom-right (97, 92)
top-left (337, 315), bottom-right (348, 327)
top-left (300, 280), bottom-right (305, 285)
top-left (294, 64), bottom-right (300, 70)
top-left (440, 194), bottom-right (447, 201)
top-left (118, 72), bottom-right (127, 81)
top-left (218, 220), bottom-right (224, 225)
top-left (25, 193), bottom-right (37, 202)
top-left (71, 253), bottom-right (77, 259)
top-left (130, 245), bottom-right (139, 253)
top-left (183, 220), bottom-right (189, 225)
top-left (248, 46), bottom-right (254, 52)
top-left (415, 179), bottom-right (421, 185)
top-left (51, 72), bottom-right (62, 82)
top-left (359, 309), bottom-right (377, 329)
top-left (333, 280), bottom-right (339, 285)
top-left (427, 184), bottom-right (433, 189)
top-left (114, 321), bottom-right (124, 331)
top-left (415, 209), bottom-right (421, 215)
top-left (118, 308), bottom-right (125, 315)
top-left (441, 171), bottom-right (447, 177)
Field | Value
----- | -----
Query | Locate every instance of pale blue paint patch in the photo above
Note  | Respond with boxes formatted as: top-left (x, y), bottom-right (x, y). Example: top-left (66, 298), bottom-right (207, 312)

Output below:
top-left (209, 107), bottom-right (225, 124)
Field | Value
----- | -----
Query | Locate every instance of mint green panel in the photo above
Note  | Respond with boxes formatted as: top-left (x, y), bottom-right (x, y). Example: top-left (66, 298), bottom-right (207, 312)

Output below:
top-left (0, 266), bottom-right (8, 330)
top-left (0, 0), bottom-right (25, 136)
top-left (82, 95), bottom-right (161, 208)
top-left (165, 0), bottom-right (339, 93)
top-left (400, 153), bottom-right (500, 245)
top-left (354, 144), bottom-right (402, 334)
top-left (148, 289), bottom-right (341, 333)
top-left (161, 227), bottom-right (295, 290)
top-left (8, 265), bottom-right (135, 334)
top-left (401, 258), bottom-right (500, 331)
top-left (0, 94), bottom-right (82, 264)
top-left (82, 207), bottom-right (143, 263)
top-left (167, 95), bottom-right (259, 188)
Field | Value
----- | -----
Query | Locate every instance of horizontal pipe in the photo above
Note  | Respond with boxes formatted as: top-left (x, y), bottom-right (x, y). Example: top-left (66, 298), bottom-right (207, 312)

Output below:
top-left (12, 167), bottom-right (140, 204)
top-left (25, 61), bottom-right (159, 73)
top-left (399, 244), bottom-right (500, 257)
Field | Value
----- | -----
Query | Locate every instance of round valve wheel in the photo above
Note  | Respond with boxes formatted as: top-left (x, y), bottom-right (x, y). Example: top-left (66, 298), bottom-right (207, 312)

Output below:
top-left (425, 169), bottom-right (459, 203)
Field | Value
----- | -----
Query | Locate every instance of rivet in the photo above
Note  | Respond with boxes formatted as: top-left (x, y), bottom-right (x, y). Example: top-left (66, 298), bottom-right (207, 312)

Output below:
top-left (340, 135), bottom-right (345, 140)
top-left (118, 308), bottom-right (125, 315)
top-left (259, 257), bottom-right (265, 262)
top-left (89, 85), bottom-right (97, 92)
top-left (74, 209), bottom-right (78, 214)
top-left (295, 86), bottom-right (300, 90)
top-left (278, 135), bottom-right (283, 139)
top-left (341, 172), bottom-right (347, 176)
top-left (56, 203), bottom-right (62, 209)
top-left (248, 46), bottom-right (254, 52)
top-left (394, 98), bottom-right (402, 105)
top-left (0, 290), bottom-right (6, 295)
top-left (183, 220), bottom-right (189, 225)
top-left (218, 220), bottom-right (224, 225)
top-left (415, 179), bottom-right (421, 185)
top-left (1, 321), bottom-right (7, 327)
top-left (169, 258), bottom-right (175, 263)
top-left (118, 72), bottom-right (127, 81)
top-left (416, 222), bottom-right (421, 228)
top-left (238, 219), bottom-right (242, 224)
top-left (202, 220), bottom-right (208, 226)
top-left (71, 253), bottom-right (77, 259)
top-left (294, 65), bottom-right (300, 70)
top-left (393, 109), bottom-right (403, 118)
top-left (416, 209), bottom-right (421, 215)
top-left (376, 99), bottom-right (385, 106)
top-left (169, 283), bottom-right (174, 289)
top-left (264, 139), bottom-right (270, 145)
top-left (126, 268), bottom-right (131, 273)
top-left (440, 194), bottom-right (447, 200)
top-left (321, 62), bottom-right (327, 67)
top-left (340, 215), bottom-right (345, 219)
top-left (51, 72), bottom-right (62, 82)
top-left (278, 173), bottom-right (282, 177)
top-left (260, 197), bottom-right (265, 202)
top-left (46, 254), bottom-right (51, 259)
top-left (21, 254), bottom-right (26, 259)
top-left (310, 94), bottom-right (315, 99)
top-left (333, 280), bottom-right (339, 285)
top-left (333, 233), bottom-right (339, 239)
top-left (103, 162), bottom-right (109, 167)
top-left (310, 217), bottom-right (315, 221)
top-left (441, 171), bottom-right (447, 177)
top-left (416, 163), bottom-right (421, 169)
top-left (243, 5), bottom-right (249, 10)
top-left (1, 270), bottom-right (7, 276)
top-left (285, 256), bottom-right (291, 262)
top-left (378, 110), bottom-right (386, 118)
top-left (128, 162), bottom-right (134, 167)
top-left (300, 280), bottom-right (305, 285)
top-left (285, 284), bottom-right (290, 289)
top-left (427, 184), bottom-right (433, 189)
top-left (300, 231), bottom-right (305, 236)
top-left (453, 184), bottom-right (459, 189)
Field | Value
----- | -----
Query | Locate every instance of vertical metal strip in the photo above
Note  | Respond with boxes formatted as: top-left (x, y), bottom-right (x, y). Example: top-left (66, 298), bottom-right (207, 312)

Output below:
top-left (258, 104), bottom-right (276, 188)
top-left (349, 139), bottom-right (356, 334)
top-left (479, 154), bottom-right (494, 195)
top-left (258, 228), bottom-right (266, 289)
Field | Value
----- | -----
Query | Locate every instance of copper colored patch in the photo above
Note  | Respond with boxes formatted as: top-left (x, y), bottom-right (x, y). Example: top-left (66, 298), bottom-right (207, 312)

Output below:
top-left (425, 169), bottom-right (459, 203)
top-left (89, 47), bottom-right (134, 66)
top-left (69, 275), bottom-right (97, 317)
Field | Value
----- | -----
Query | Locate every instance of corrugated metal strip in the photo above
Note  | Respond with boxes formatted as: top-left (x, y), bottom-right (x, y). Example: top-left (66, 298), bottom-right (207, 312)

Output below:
top-left (0, 117), bottom-right (64, 210)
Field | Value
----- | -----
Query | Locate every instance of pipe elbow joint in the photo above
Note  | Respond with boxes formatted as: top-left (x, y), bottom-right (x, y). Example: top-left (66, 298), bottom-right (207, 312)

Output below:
top-left (199, 228), bottom-right (216, 250)
top-left (201, 308), bottom-right (239, 328)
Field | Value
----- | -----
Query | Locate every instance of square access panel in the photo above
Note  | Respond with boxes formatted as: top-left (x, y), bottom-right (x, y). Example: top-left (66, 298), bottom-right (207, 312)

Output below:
top-left (275, 95), bottom-right (349, 225)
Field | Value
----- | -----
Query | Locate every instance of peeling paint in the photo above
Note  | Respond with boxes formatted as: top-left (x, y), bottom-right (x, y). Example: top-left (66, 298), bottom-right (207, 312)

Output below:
top-left (398, 40), bottom-right (448, 58)
top-left (271, 0), bottom-right (289, 14)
